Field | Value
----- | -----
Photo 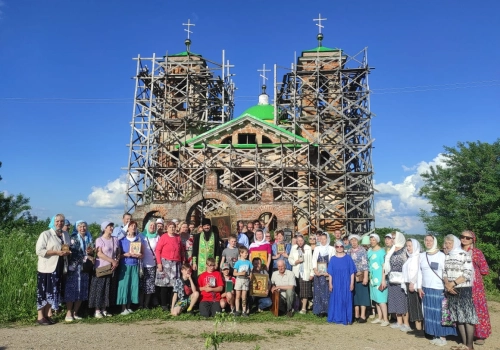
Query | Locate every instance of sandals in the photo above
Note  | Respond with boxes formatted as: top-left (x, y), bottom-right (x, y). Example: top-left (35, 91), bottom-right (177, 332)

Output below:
top-left (474, 339), bottom-right (485, 346)
top-left (450, 344), bottom-right (468, 350)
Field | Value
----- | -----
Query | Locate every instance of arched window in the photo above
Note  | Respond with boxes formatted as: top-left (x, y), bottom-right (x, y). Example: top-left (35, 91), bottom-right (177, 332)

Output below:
top-left (262, 136), bottom-right (272, 144)
top-left (221, 136), bottom-right (232, 144)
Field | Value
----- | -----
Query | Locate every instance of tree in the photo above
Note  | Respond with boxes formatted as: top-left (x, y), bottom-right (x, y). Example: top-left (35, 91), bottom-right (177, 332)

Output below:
top-left (0, 161), bottom-right (32, 230)
top-left (419, 140), bottom-right (500, 270)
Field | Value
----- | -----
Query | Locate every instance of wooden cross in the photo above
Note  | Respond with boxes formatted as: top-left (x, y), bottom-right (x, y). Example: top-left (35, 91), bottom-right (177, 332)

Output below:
top-left (313, 13), bottom-right (327, 33)
top-left (182, 19), bottom-right (195, 39)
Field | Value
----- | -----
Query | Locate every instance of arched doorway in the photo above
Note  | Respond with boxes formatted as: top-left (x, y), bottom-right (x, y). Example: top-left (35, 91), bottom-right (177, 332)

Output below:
top-left (186, 198), bottom-right (227, 226)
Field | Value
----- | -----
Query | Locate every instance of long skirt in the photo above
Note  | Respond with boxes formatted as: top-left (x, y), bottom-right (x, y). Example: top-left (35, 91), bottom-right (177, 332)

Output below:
top-left (312, 275), bottom-right (329, 315)
top-left (448, 287), bottom-right (478, 324)
top-left (116, 264), bottom-right (139, 305)
top-left (353, 281), bottom-right (371, 306)
top-left (88, 273), bottom-right (117, 309)
top-left (406, 283), bottom-right (423, 322)
top-left (295, 277), bottom-right (312, 299)
top-left (140, 266), bottom-right (156, 294)
top-left (388, 283), bottom-right (407, 314)
top-left (422, 287), bottom-right (457, 337)
top-left (155, 259), bottom-right (181, 287)
top-left (36, 257), bottom-right (64, 310)
top-left (64, 268), bottom-right (89, 302)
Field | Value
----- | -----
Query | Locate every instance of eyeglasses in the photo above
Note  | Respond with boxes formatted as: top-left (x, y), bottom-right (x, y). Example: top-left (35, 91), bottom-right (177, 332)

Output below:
top-left (206, 264), bottom-right (216, 267)
top-left (460, 235), bottom-right (473, 241)
top-left (335, 245), bottom-right (343, 248)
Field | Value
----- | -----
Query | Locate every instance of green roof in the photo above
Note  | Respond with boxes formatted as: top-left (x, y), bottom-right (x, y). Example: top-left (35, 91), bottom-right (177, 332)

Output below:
top-left (302, 46), bottom-right (341, 53)
top-left (169, 51), bottom-right (202, 57)
top-left (240, 104), bottom-right (275, 121)
top-left (183, 114), bottom-right (309, 145)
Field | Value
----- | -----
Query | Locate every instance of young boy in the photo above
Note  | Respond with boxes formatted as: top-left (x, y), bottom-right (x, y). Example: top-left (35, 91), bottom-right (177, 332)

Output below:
top-left (220, 262), bottom-right (235, 313)
top-left (198, 258), bottom-right (224, 317)
top-left (171, 263), bottom-right (199, 316)
top-left (251, 257), bottom-right (272, 312)
top-left (233, 246), bottom-right (253, 316)
top-left (221, 234), bottom-right (239, 269)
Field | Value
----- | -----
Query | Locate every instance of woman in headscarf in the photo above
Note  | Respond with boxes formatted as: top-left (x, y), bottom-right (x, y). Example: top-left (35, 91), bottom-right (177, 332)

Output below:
top-left (155, 221), bottom-right (184, 311)
top-left (64, 220), bottom-right (94, 322)
top-left (444, 234), bottom-right (477, 350)
top-left (89, 221), bottom-right (118, 318)
top-left (289, 234), bottom-right (314, 314)
top-left (460, 230), bottom-right (491, 346)
top-left (271, 230), bottom-right (291, 272)
top-left (384, 231), bottom-right (410, 331)
top-left (117, 220), bottom-right (143, 315)
top-left (402, 238), bottom-right (423, 332)
top-left (418, 234), bottom-right (457, 346)
top-left (178, 221), bottom-right (193, 264)
top-left (327, 240), bottom-right (356, 325)
top-left (249, 229), bottom-right (272, 271)
top-left (140, 220), bottom-right (159, 309)
top-left (367, 233), bottom-right (389, 326)
top-left (348, 234), bottom-right (370, 323)
top-left (312, 231), bottom-right (334, 316)
top-left (35, 214), bottom-right (71, 325)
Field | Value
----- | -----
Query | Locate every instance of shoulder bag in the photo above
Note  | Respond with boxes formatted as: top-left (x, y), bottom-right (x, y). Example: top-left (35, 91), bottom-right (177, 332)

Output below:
top-left (95, 238), bottom-right (115, 278)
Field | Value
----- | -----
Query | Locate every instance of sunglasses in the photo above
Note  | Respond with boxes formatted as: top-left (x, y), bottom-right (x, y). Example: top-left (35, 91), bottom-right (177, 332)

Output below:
top-left (335, 245), bottom-right (343, 248)
top-left (460, 235), bottom-right (473, 241)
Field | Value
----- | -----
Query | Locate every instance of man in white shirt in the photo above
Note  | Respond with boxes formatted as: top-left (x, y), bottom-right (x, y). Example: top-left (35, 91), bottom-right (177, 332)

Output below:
top-left (112, 213), bottom-right (131, 240)
top-left (271, 260), bottom-right (296, 317)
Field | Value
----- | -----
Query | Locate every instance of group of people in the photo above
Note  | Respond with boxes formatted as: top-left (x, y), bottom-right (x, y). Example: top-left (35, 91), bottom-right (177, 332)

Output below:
top-left (35, 214), bottom-right (492, 350)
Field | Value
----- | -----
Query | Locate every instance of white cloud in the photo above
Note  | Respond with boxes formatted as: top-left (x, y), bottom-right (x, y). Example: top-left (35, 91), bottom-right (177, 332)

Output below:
top-left (375, 154), bottom-right (448, 233)
top-left (76, 175), bottom-right (127, 208)
top-left (0, 1), bottom-right (5, 19)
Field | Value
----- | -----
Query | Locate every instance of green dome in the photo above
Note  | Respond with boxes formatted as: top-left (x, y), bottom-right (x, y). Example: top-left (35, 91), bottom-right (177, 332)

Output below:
top-left (240, 104), bottom-right (274, 121)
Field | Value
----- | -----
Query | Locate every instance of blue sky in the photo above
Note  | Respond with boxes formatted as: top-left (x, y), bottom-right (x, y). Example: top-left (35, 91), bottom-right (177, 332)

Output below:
top-left (1, 0), bottom-right (499, 233)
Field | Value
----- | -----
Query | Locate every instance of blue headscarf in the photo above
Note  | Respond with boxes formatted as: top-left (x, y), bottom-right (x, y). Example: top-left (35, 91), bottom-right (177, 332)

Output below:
top-left (48, 216), bottom-right (56, 230)
top-left (72, 220), bottom-right (93, 253)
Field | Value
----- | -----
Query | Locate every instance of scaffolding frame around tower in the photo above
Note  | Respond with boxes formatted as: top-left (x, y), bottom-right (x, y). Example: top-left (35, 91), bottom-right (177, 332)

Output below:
top-left (125, 50), bottom-right (235, 213)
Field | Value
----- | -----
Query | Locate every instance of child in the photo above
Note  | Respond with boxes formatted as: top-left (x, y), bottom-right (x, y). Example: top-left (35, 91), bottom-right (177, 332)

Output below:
top-left (221, 235), bottom-right (239, 269)
top-left (198, 257), bottom-right (224, 317)
top-left (233, 246), bottom-right (253, 316)
top-left (251, 257), bottom-right (272, 312)
top-left (220, 262), bottom-right (235, 313)
top-left (171, 263), bottom-right (199, 316)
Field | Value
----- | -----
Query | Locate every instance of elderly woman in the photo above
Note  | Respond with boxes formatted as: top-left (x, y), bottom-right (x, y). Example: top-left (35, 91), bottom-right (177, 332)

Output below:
top-left (417, 234), bottom-right (457, 346)
top-left (443, 235), bottom-right (477, 350)
top-left (64, 220), bottom-right (94, 322)
top-left (402, 239), bottom-right (423, 331)
top-left (327, 240), bottom-right (356, 325)
top-left (312, 232), bottom-right (334, 316)
top-left (249, 229), bottom-right (272, 271)
top-left (384, 231), bottom-right (410, 331)
top-left (348, 234), bottom-right (370, 323)
top-left (271, 230), bottom-right (291, 272)
top-left (88, 221), bottom-right (119, 318)
top-left (140, 220), bottom-right (159, 309)
top-left (117, 220), bottom-right (143, 315)
top-left (367, 233), bottom-right (389, 326)
top-left (460, 230), bottom-right (491, 346)
top-left (289, 234), bottom-right (314, 314)
top-left (155, 221), bottom-right (184, 311)
top-left (35, 214), bottom-right (71, 325)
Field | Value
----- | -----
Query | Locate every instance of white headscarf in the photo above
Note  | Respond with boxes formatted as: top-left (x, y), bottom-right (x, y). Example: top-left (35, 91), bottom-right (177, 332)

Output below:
top-left (249, 229), bottom-right (268, 250)
top-left (401, 238), bottom-right (420, 292)
top-left (369, 233), bottom-right (380, 243)
top-left (383, 231), bottom-right (405, 274)
top-left (348, 234), bottom-right (361, 242)
top-left (425, 234), bottom-right (440, 254)
top-left (316, 232), bottom-right (331, 256)
top-left (448, 235), bottom-right (464, 256)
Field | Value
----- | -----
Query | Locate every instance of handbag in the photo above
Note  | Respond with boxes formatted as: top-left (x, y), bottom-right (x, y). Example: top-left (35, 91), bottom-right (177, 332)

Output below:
top-left (96, 264), bottom-right (113, 277)
top-left (82, 258), bottom-right (94, 274)
top-left (388, 271), bottom-right (403, 284)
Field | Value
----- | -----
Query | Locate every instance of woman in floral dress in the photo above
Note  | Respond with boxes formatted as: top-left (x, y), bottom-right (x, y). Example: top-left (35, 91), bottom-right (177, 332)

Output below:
top-left (367, 233), bottom-right (389, 326)
top-left (312, 232), bottom-right (334, 316)
top-left (460, 230), bottom-right (491, 345)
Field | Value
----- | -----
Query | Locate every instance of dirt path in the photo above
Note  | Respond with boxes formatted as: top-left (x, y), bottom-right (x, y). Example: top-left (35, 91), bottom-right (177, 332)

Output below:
top-left (1, 301), bottom-right (499, 350)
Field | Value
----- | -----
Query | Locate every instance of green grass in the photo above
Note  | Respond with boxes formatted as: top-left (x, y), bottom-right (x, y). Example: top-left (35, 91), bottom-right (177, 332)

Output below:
top-left (200, 331), bottom-right (265, 343)
top-left (265, 328), bottom-right (301, 336)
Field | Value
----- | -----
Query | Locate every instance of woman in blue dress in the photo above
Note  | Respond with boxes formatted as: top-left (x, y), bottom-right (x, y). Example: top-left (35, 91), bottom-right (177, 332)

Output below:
top-left (312, 232), bottom-right (334, 316)
top-left (327, 240), bottom-right (356, 325)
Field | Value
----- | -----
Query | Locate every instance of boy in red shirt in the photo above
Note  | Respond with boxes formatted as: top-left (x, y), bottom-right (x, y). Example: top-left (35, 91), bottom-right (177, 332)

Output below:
top-left (197, 257), bottom-right (224, 317)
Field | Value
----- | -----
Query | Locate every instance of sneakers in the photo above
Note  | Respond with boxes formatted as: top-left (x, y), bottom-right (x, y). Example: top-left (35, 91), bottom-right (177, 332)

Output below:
top-left (94, 311), bottom-right (104, 319)
top-left (120, 309), bottom-right (131, 316)
top-left (242, 312), bottom-right (249, 317)
top-left (234, 311), bottom-right (242, 317)
top-left (390, 323), bottom-right (402, 329)
top-left (299, 309), bottom-right (307, 315)
top-left (371, 318), bottom-right (382, 324)
top-left (400, 325), bottom-right (412, 332)
top-left (358, 317), bottom-right (367, 323)
top-left (380, 321), bottom-right (390, 327)
top-left (73, 315), bottom-right (83, 320)
top-left (102, 311), bottom-right (112, 317)
top-left (127, 309), bottom-right (134, 313)
top-left (64, 316), bottom-right (74, 322)
top-left (432, 338), bottom-right (447, 347)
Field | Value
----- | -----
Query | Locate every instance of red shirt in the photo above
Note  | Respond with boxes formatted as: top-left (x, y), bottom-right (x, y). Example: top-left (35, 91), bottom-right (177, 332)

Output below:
top-left (198, 271), bottom-right (224, 302)
top-left (155, 234), bottom-right (184, 264)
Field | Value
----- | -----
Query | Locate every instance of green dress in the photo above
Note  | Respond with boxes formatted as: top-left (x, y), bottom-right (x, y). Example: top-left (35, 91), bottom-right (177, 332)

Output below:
top-left (367, 247), bottom-right (388, 303)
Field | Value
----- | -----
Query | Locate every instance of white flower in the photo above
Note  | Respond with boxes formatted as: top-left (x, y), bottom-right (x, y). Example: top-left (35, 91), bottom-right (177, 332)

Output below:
top-left (373, 277), bottom-right (379, 284)
top-left (371, 262), bottom-right (380, 270)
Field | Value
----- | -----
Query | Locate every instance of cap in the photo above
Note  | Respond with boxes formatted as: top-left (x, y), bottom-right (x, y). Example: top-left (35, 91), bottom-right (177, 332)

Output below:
top-left (201, 218), bottom-right (211, 226)
top-left (101, 221), bottom-right (114, 232)
top-left (156, 218), bottom-right (164, 224)
top-left (221, 262), bottom-right (230, 270)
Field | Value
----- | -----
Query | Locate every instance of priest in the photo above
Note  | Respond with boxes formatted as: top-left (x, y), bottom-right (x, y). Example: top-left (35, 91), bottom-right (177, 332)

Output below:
top-left (192, 218), bottom-right (222, 274)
